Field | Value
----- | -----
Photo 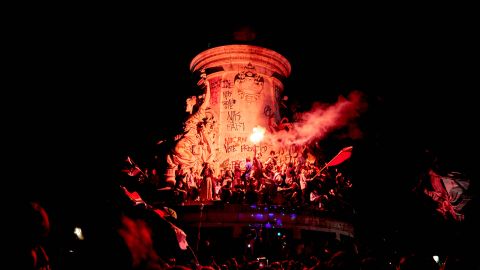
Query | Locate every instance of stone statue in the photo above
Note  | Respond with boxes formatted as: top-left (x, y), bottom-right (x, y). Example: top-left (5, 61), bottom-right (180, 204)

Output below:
top-left (165, 72), bottom-right (213, 186)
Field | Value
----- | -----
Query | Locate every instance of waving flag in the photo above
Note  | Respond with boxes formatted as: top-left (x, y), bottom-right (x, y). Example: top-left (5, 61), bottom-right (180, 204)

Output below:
top-left (121, 186), bottom-right (146, 206)
top-left (314, 146), bottom-right (354, 176)
top-left (122, 156), bottom-right (144, 177)
top-left (327, 146), bottom-right (353, 167)
top-left (152, 209), bottom-right (189, 250)
top-left (122, 166), bottom-right (142, 177)
top-left (424, 169), bottom-right (471, 221)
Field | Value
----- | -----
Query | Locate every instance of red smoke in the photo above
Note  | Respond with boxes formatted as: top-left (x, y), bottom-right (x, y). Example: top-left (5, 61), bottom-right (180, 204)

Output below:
top-left (266, 90), bottom-right (367, 148)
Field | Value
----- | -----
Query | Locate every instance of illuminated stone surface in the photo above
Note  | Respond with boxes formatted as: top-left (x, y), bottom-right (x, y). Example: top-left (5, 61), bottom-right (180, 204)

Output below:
top-left (190, 45), bottom-right (291, 174)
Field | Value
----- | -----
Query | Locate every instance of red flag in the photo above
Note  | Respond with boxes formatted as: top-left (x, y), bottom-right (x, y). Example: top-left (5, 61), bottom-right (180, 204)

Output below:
top-left (129, 166), bottom-right (142, 177)
top-left (327, 146), bottom-right (353, 167)
top-left (121, 186), bottom-right (145, 206)
top-left (424, 169), bottom-right (471, 221)
top-left (122, 156), bottom-right (143, 176)
top-left (121, 166), bottom-right (142, 177)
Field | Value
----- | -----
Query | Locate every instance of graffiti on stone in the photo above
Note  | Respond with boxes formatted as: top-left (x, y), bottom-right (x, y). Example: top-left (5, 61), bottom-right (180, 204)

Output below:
top-left (234, 63), bottom-right (264, 104)
top-left (226, 110), bottom-right (245, 132)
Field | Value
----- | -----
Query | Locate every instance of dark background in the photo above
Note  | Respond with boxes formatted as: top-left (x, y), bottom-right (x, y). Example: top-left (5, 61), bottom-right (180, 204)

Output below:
top-left (10, 6), bottom-right (478, 260)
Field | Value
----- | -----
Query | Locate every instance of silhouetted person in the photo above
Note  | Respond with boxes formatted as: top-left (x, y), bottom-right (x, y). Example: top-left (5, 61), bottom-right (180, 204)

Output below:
top-left (16, 201), bottom-right (52, 270)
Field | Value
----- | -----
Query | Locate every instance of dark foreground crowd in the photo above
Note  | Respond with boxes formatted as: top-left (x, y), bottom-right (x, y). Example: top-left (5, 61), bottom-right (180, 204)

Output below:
top-left (15, 182), bottom-right (476, 270)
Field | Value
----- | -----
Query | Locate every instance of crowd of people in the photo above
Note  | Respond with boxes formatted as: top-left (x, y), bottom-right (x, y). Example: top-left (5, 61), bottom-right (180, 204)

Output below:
top-left (124, 150), bottom-right (354, 217)
top-left (18, 186), bottom-right (474, 270)
top-left (17, 67), bottom-right (476, 270)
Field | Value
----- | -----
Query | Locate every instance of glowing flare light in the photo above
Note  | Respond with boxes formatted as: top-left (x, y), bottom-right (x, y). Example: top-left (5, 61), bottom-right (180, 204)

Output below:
top-left (249, 126), bottom-right (266, 144)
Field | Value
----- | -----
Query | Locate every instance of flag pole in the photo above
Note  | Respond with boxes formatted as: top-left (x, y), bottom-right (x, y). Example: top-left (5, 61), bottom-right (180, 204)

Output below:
top-left (196, 203), bottom-right (204, 253)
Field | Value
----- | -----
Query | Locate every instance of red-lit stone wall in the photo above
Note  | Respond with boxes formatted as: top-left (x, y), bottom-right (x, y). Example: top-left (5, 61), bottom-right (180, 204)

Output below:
top-left (190, 45), bottom-right (291, 174)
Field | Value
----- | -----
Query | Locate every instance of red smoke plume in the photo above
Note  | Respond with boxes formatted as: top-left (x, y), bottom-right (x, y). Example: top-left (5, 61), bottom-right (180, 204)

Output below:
top-left (266, 90), bottom-right (367, 148)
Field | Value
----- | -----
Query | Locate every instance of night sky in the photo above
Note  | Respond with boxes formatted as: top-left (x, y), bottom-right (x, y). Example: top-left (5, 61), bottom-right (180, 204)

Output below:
top-left (11, 8), bottom-right (478, 258)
